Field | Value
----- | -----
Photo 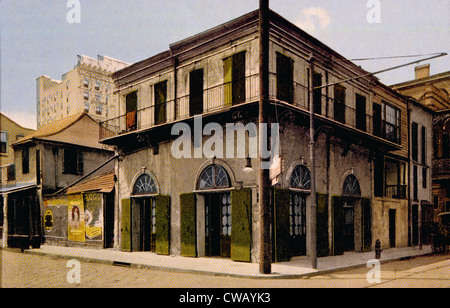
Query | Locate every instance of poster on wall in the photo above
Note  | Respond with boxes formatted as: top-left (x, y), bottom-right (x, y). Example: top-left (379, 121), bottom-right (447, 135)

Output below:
top-left (43, 196), bottom-right (68, 238)
top-left (83, 193), bottom-right (103, 240)
top-left (68, 194), bottom-right (85, 242)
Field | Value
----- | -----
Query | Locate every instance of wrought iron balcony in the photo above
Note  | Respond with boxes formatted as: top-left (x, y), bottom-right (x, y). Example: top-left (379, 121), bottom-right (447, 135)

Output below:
top-left (385, 184), bottom-right (407, 199)
top-left (99, 74), bottom-right (260, 140)
top-left (433, 157), bottom-right (450, 179)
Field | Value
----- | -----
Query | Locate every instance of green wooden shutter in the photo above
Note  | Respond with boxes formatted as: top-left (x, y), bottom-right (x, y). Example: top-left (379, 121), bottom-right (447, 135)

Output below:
top-left (316, 193), bottom-right (329, 257)
top-left (273, 188), bottom-right (290, 262)
top-left (155, 195), bottom-right (171, 255)
top-left (361, 197), bottom-right (372, 252)
top-left (180, 193), bottom-right (197, 257)
top-left (155, 81), bottom-right (167, 125)
top-left (332, 195), bottom-right (344, 255)
top-left (223, 56), bottom-right (233, 107)
top-left (231, 188), bottom-right (252, 262)
top-left (121, 198), bottom-right (131, 252)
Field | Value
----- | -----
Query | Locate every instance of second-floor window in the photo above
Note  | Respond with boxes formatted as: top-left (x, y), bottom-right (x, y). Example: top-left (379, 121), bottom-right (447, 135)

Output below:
top-left (0, 131), bottom-right (7, 154)
top-left (334, 84), bottom-right (346, 124)
top-left (63, 149), bottom-right (83, 175)
top-left (382, 102), bottom-right (401, 144)
top-left (313, 72), bottom-right (322, 115)
top-left (22, 147), bottom-right (30, 174)
top-left (421, 126), bottom-right (426, 164)
top-left (154, 81), bottom-right (167, 125)
top-left (412, 122), bottom-right (419, 161)
top-left (224, 51), bottom-right (246, 106)
top-left (276, 52), bottom-right (293, 104)
top-left (126, 91), bottom-right (138, 131)
top-left (190, 69), bottom-right (204, 116)
top-left (355, 94), bottom-right (367, 132)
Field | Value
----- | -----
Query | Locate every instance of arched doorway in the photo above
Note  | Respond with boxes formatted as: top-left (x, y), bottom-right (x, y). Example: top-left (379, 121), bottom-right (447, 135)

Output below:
top-left (289, 165), bottom-right (311, 256)
top-left (198, 165), bottom-right (232, 258)
top-left (131, 173), bottom-right (158, 252)
top-left (342, 174), bottom-right (361, 252)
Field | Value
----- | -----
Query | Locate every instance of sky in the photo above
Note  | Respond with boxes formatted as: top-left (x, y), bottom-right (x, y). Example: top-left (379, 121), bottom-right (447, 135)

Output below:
top-left (1, 0), bottom-right (449, 129)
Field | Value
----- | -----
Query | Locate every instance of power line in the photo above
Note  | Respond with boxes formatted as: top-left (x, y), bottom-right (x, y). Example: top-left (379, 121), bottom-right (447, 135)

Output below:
top-left (351, 52), bottom-right (446, 62)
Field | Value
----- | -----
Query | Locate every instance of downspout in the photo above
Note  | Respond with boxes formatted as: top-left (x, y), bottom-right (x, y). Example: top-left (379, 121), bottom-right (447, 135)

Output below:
top-left (407, 101), bottom-right (412, 247)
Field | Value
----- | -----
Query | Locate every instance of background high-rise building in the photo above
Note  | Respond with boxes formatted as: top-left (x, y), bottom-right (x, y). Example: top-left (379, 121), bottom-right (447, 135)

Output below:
top-left (36, 55), bottom-right (129, 128)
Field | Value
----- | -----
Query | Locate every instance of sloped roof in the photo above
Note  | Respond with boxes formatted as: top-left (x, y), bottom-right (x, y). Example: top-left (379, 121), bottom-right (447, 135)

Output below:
top-left (67, 171), bottom-right (115, 194)
top-left (12, 112), bottom-right (113, 151)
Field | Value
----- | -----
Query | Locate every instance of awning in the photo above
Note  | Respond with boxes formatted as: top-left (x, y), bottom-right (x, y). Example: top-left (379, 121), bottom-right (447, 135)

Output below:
top-left (0, 183), bottom-right (36, 195)
top-left (66, 172), bottom-right (115, 195)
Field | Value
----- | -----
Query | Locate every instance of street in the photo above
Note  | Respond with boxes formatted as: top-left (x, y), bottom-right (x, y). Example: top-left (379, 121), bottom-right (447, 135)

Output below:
top-left (1, 249), bottom-right (449, 288)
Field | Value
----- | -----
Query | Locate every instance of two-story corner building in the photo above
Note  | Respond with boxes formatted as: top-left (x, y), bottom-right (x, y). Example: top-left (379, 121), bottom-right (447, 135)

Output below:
top-left (37, 55), bottom-right (129, 128)
top-left (99, 9), bottom-right (419, 263)
top-left (2, 112), bottom-right (115, 249)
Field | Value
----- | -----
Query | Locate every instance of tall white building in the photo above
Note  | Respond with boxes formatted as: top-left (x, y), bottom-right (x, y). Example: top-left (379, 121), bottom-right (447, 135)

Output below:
top-left (37, 55), bottom-right (129, 128)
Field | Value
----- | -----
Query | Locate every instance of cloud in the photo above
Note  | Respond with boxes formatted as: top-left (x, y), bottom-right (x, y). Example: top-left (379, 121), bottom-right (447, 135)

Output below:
top-left (295, 7), bottom-right (331, 33)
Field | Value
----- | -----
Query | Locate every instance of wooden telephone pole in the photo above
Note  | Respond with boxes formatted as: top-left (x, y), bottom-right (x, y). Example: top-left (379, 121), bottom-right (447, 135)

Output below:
top-left (259, 0), bottom-right (271, 275)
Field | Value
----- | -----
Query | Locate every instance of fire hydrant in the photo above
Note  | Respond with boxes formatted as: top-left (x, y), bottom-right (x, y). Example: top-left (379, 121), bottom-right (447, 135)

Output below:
top-left (375, 239), bottom-right (382, 259)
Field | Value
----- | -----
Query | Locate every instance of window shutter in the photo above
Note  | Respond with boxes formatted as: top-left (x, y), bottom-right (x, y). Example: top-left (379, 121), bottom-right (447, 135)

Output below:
top-left (232, 51), bottom-right (246, 105)
top-left (316, 193), bottom-right (329, 257)
top-left (361, 197), bottom-right (372, 252)
top-left (180, 193), bottom-right (197, 257)
top-left (231, 188), bottom-right (252, 262)
top-left (332, 196), bottom-right (344, 255)
top-left (223, 56), bottom-right (233, 107)
top-left (273, 188), bottom-right (290, 262)
top-left (121, 198), bottom-right (131, 252)
top-left (155, 195), bottom-right (171, 255)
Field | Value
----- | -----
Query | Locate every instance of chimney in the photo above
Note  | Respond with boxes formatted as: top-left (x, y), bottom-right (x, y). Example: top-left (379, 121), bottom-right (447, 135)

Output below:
top-left (415, 64), bottom-right (430, 80)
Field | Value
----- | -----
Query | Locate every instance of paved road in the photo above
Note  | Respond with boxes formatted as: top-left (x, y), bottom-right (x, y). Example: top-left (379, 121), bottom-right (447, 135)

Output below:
top-left (1, 249), bottom-right (449, 288)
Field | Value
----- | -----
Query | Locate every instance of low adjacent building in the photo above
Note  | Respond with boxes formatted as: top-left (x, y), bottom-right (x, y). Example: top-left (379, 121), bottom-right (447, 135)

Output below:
top-left (2, 112), bottom-right (115, 248)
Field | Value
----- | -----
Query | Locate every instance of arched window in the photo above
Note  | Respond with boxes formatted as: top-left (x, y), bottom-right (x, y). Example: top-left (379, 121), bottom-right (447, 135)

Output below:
top-left (343, 174), bottom-right (361, 196)
top-left (198, 165), bottom-right (230, 190)
top-left (291, 165), bottom-right (311, 190)
top-left (133, 173), bottom-right (158, 195)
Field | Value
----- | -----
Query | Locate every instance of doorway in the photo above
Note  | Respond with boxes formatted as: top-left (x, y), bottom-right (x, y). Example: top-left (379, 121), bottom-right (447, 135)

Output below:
top-left (204, 193), bottom-right (231, 258)
top-left (389, 209), bottom-right (396, 248)
top-left (131, 197), bottom-right (156, 252)
top-left (412, 204), bottom-right (419, 246)
top-left (290, 193), bottom-right (307, 256)
top-left (343, 201), bottom-right (355, 251)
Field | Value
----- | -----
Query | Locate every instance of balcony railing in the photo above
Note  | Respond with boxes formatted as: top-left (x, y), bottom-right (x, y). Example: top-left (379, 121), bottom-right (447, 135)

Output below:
top-left (385, 184), bottom-right (407, 199)
top-left (100, 74), bottom-right (259, 140)
top-left (100, 72), bottom-right (384, 142)
top-left (433, 157), bottom-right (450, 177)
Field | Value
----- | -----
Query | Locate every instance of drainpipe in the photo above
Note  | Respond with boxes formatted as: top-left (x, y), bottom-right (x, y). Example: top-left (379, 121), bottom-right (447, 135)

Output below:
top-left (407, 102), bottom-right (412, 247)
top-left (258, 0), bottom-right (271, 275)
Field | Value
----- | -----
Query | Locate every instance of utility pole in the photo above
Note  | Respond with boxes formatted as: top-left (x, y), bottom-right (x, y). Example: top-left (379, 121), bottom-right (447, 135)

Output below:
top-left (309, 55), bottom-right (317, 270)
top-left (259, 0), bottom-right (271, 275)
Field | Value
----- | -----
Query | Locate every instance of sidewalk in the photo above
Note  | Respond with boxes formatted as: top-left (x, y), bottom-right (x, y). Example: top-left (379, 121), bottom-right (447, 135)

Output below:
top-left (21, 244), bottom-right (433, 279)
